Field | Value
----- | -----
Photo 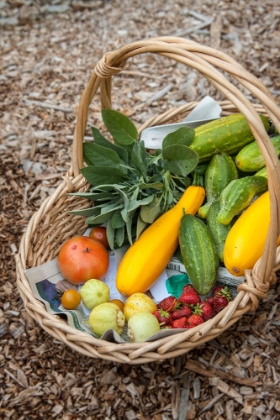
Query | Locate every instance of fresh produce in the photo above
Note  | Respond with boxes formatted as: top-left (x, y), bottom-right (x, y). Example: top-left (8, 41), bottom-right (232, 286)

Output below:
top-left (189, 113), bottom-right (270, 161)
top-left (61, 289), bottom-right (81, 310)
top-left (198, 152), bottom-right (238, 218)
top-left (179, 214), bottom-right (218, 295)
top-left (172, 306), bottom-right (192, 320)
top-left (127, 312), bottom-right (160, 342)
top-left (88, 302), bottom-right (125, 337)
top-left (57, 236), bottom-right (109, 285)
top-left (224, 191), bottom-right (280, 276)
top-left (116, 185), bottom-right (205, 296)
top-left (71, 109), bottom-right (200, 249)
top-left (235, 135), bottom-right (280, 172)
top-left (206, 200), bottom-right (235, 262)
top-left (123, 293), bottom-right (157, 322)
top-left (193, 302), bottom-right (217, 321)
top-left (172, 317), bottom-right (188, 328)
top-left (178, 285), bottom-right (201, 305)
top-left (89, 226), bottom-right (109, 248)
top-left (153, 309), bottom-right (173, 326)
top-left (217, 175), bottom-right (267, 225)
top-left (109, 299), bottom-right (125, 311)
top-left (156, 296), bottom-right (179, 312)
top-left (206, 286), bottom-right (233, 312)
top-left (79, 279), bottom-right (110, 310)
top-left (186, 314), bottom-right (204, 328)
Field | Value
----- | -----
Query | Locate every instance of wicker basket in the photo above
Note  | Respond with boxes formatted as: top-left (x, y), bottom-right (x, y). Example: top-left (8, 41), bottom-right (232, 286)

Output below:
top-left (16, 37), bottom-right (280, 364)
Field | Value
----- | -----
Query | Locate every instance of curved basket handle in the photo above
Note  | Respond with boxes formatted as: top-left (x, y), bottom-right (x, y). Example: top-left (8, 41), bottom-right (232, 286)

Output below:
top-left (72, 36), bottom-right (280, 285)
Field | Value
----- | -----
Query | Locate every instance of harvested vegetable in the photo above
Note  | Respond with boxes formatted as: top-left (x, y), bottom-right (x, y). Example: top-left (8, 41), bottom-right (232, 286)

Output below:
top-left (80, 279), bottom-right (110, 310)
top-left (127, 312), bottom-right (160, 342)
top-left (88, 302), bottom-right (125, 337)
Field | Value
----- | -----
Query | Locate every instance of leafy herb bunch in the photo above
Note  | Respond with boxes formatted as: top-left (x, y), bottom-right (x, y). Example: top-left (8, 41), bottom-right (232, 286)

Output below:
top-left (70, 109), bottom-right (200, 249)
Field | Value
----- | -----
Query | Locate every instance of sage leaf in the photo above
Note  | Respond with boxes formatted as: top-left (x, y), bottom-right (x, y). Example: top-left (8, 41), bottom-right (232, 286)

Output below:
top-left (162, 126), bottom-right (195, 149)
top-left (140, 196), bottom-right (162, 223)
top-left (115, 226), bottom-right (125, 248)
top-left (111, 210), bottom-right (126, 229)
top-left (81, 166), bottom-right (127, 186)
top-left (131, 141), bottom-right (148, 178)
top-left (92, 126), bottom-right (129, 163)
top-left (86, 207), bottom-right (118, 225)
top-left (162, 145), bottom-right (199, 176)
top-left (102, 109), bottom-right (138, 145)
top-left (105, 219), bottom-right (115, 250)
top-left (136, 215), bottom-right (148, 240)
top-left (139, 181), bottom-right (163, 191)
top-left (83, 142), bottom-right (122, 170)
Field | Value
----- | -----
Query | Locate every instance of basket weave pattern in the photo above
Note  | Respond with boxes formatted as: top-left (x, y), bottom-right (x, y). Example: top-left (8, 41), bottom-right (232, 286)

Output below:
top-left (16, 37), bottom-right (280, 363)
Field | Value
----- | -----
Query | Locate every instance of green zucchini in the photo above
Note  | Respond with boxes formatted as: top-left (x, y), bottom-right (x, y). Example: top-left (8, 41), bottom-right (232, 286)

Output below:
top-left (235, 135), bottom-right (280, 172)
top-left (179, 214), bottom-right (218, 295)
top-left (217, 175), bottom-right (268, 225)
top-left (190, 114), bottom-right (270, 162)
top-left (206, 201), bottom-right (234, 262)
top-left (198, 152), bottom-right (238, 218)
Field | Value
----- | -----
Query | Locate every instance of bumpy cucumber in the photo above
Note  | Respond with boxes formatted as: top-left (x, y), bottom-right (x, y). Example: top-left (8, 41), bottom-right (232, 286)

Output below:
top-left (198, 153), bottom-right (238, 218)
top-left (179, 214), bottom-right (218, 295)
top-left (235, 135), bottom-right (280, 172)
top-left (217, 175), bottom-right (268, 225)
top-left (206, 201), bottom-right (234, 262)
top-left (190, 114), bottom-right (270, 161)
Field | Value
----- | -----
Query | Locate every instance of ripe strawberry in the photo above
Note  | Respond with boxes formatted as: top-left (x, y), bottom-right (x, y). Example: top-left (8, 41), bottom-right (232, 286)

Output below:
top-left (212, 286), bottom-right (232, 312)
top-left (179, 289), bottom-right (201, 306)
top-left (186, 314), bottom-right (204, 328)
top-left (172, 305), bottom-right (192, 320)
top-left (181, 284), bottom-right (196, 293)
top-left (153, 309), bottom-right (173, 326)
top-left (212, 285), bottom-right (224, 296)
top-left (171, 316), bottom-right (188, 329)
top-left (212, 294), bottom-right (230, 312)
top-left (193, 302), bottom-right (217, 321)
top-left (157, 296), bottom-right (179, 312)
top-left (205, 296), bottom-right (215, 305)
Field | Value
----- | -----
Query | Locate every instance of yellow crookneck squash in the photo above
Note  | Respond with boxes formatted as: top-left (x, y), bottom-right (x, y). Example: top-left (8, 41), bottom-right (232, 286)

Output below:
top-left (224, 190), bottom-right (280, 276)
top-left (116, 185), bottom-right (205, 296)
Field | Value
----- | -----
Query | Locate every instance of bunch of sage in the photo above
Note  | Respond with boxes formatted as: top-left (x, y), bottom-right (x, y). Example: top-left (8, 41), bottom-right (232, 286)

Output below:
top-left (70, 109), bottom-right (200, 249)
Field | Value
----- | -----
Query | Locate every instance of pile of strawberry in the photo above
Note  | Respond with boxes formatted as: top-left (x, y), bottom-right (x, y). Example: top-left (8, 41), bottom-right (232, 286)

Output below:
top-left (153, 284), bottom-right (233, 329)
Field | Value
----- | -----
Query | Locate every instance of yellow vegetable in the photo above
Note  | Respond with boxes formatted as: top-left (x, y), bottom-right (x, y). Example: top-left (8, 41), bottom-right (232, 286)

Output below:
top-left (123, 293), bottom-right (157, 322)
top-left (116, 185), bottom-right (205, 296)
top-left (224, 191), bottom-right (280, 276)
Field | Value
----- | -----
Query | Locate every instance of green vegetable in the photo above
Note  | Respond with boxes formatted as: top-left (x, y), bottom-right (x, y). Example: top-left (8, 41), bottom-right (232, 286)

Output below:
top-left (206, 201), bottom-right (234, 262)
top-left (189, 114), bottom-right (270, 161)
top-left (80, 279), bottom-right (110, 310)
top-left (179, 214), bottom-right (218, 295)
top-left (235, 135), bottom-right (280, 172)
top-left (127, 312), bottom-right (160, 342)
top-left (70, 109), bottom-right (200, 249)
top-left (88, 302), bottom-right (125, 337)
top-left (198, 152), bottom-right (238, 218)
top-left (217, 175), bottom-right (268, 225)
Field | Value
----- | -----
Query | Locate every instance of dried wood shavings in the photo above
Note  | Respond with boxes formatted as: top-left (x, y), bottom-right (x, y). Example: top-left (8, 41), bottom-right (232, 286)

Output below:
top-left (1, 0), bottom-right (280, 419)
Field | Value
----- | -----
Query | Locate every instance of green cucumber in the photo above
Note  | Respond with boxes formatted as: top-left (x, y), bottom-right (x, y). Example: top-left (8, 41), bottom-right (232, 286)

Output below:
top-left (206, 201), bottom-right (234, 262)
top-left (198, 152), bottom-right (238, 218)
top-left (217, 175), bottom-right (268, 225)
top-left (235, 135), bottom-right (280, 172)
top-left (179, 214), bottom-right (218, 295)
top-left (190, 114), bottom-right (270, 162)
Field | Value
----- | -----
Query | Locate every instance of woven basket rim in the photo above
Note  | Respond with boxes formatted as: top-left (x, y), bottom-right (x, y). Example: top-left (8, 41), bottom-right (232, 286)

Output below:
top-left (16, 37), bottom-right (280, 363)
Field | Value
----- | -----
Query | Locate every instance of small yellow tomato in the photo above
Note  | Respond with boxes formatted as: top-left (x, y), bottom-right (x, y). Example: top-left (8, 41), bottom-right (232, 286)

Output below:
top-left (123, 293), bottom-right (157, 322)
top-left (61, 289), bottom-right (81, 310)
top-left (109, 299), bottom-right (124, 311)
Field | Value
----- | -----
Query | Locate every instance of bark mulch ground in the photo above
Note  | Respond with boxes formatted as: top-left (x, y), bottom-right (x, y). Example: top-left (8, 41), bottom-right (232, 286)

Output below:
top-left (1, 1), bottom-right (280, 419)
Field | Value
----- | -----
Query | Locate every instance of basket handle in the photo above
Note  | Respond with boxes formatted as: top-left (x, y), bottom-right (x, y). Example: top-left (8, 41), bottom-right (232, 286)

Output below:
top-left (72, 37), bottom-right (280, 285)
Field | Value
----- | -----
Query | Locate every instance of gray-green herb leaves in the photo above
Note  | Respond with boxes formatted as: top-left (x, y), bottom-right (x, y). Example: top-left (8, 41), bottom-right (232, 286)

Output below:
top-left (71, 109), bottom-right (199, 249)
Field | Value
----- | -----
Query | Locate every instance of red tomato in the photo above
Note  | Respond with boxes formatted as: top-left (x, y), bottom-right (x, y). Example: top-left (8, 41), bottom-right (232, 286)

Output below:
top-left (89, 226), bottom-right (109, 248)
top-left (57, 236), bottom-right (109, 285)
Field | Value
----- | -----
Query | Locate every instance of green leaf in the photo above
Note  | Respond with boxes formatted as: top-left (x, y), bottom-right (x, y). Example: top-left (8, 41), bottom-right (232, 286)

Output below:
top-left (111, 210), bottom-right (126, 229)
top-left (92, 126), bottom-right (129, 163)
top-left (102, 109), bottom-right (138, 146)
top-left (86, 208), bottom-right (117, 225)
top-left (162, 126), bottom-right (195, 149)
top-left (131, 141), bottom-right (148, 178)
top-left (162, 145), bottom-right (199, 176)
top-left (127, 195), bottom-right (154, 212)
top-left (81, 166), bottom-right (127, 186)
top-left (83, 142), bottom-right (122, 170)
top-left (105, 219), bottom-right (115, 250)
top-left (139, 181), bottom-right (164, 190)
top-left (136, 215), bottom-right (148, 240)
top-left (68, 206), bottom-right (101, 217)
top-left (115, 226), bottom-right (125, 248)
top-left (126, 209), bottom-right (136, 245)
top-left (140, 196), bottom-right (162, 224)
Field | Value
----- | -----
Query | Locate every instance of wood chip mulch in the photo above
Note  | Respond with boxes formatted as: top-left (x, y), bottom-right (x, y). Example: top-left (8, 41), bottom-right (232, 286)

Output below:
top-left (1, 1), bottom-right (280, 419)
